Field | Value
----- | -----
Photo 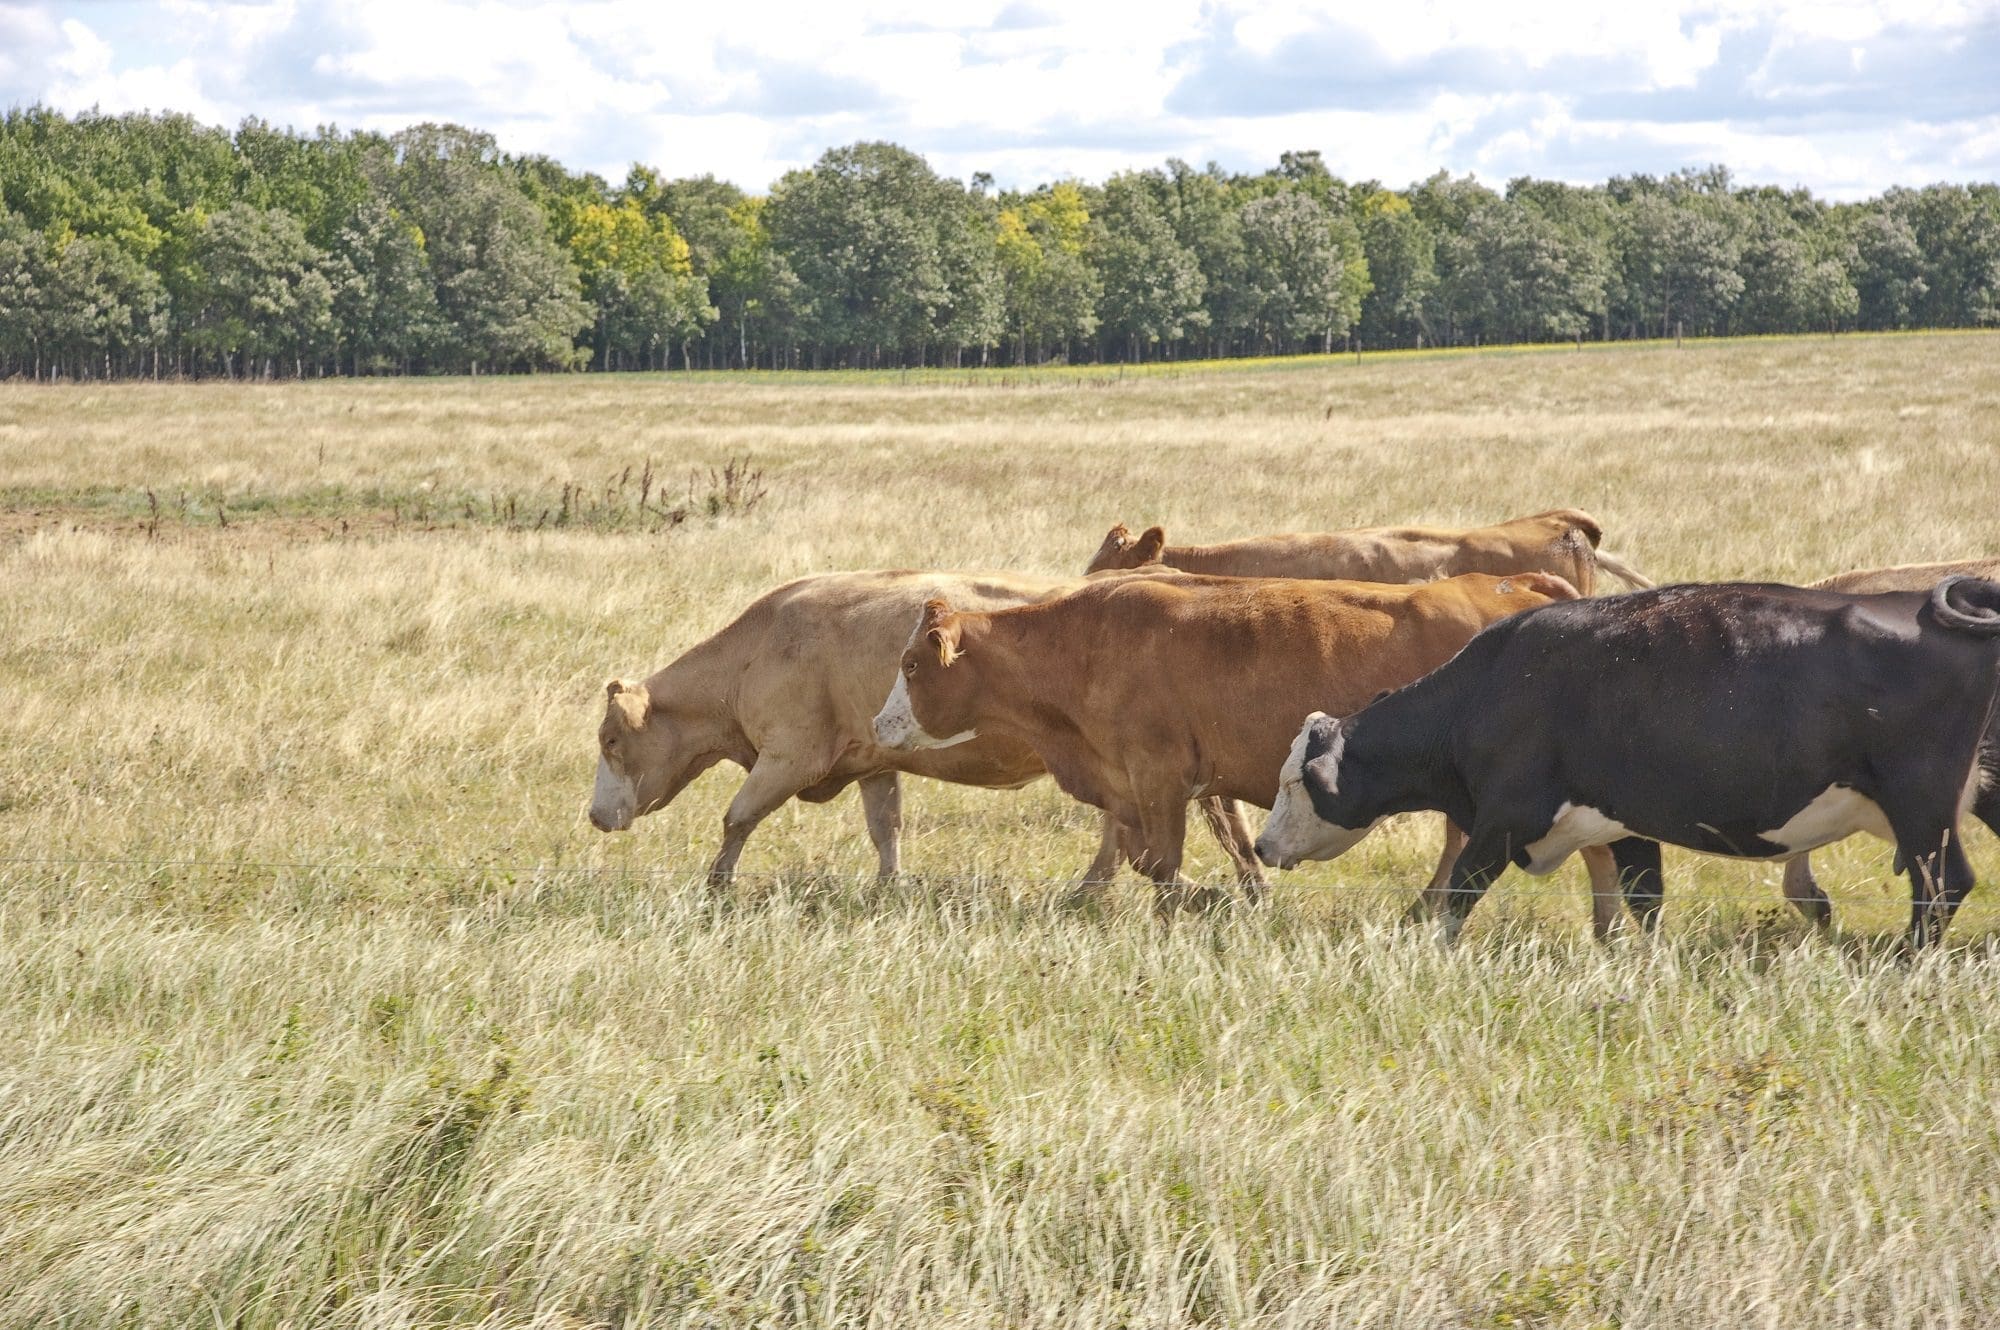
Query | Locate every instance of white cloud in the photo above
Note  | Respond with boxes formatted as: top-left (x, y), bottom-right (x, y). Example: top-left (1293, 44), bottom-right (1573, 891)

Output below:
top-left (1, 0), bottom-right (1996, 198)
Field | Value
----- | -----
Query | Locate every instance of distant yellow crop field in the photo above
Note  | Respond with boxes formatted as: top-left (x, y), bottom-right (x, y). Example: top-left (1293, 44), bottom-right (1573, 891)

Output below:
top-left (3, 332), bottom-right (1999, 1326)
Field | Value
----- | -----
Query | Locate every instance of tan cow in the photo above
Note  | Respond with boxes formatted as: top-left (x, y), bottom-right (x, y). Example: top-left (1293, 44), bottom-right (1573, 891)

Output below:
top-left (873, 570), bottom-right (1621, 921)
top-left (588, 570), bottom-right (1262, 887)
top-left (1774, 557), bottom-right (2000, 921)
top-left (1085, 508), bottom-right (1653, 594)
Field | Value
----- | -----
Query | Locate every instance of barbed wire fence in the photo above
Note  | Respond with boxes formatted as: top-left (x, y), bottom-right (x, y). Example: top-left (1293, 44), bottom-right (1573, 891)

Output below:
top-left (0, 851), bottom-right (1945, 912)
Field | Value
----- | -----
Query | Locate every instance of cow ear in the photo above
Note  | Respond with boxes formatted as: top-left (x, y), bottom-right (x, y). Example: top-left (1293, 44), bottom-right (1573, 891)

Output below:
top-left (1132, 526), bottom-right (1166, 562)
top-left (927, 617), bottom-right (963, 667)
top-left (1303, 717), bottom-right (1345, 791)
top-left (607, 679), bottom-right (651, 729)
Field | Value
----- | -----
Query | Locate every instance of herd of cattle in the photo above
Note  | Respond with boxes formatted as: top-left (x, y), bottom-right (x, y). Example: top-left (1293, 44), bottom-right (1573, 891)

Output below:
top-left (587, 508), bottom-right (2000, 947)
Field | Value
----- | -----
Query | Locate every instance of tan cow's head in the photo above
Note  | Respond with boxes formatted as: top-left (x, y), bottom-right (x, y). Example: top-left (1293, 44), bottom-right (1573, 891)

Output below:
top-left (872, 599), bottom-right (982, 750)
top-left (1084, 522), bottom-right (1166, 574)
top-left (588, 678), bottom-right (722, 831)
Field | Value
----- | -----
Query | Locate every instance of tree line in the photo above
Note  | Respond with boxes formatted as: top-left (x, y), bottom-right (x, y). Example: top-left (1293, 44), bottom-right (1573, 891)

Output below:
top-left (3, 106), bottom-right (1997, 380)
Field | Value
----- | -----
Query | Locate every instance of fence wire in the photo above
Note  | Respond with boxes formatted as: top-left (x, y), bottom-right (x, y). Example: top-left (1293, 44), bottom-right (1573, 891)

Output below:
top-left (0, 852), bottom-right (1949, 911)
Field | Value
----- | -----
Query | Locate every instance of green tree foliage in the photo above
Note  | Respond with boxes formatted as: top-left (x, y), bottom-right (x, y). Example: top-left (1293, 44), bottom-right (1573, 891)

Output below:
top-left (327, 186), bottom-right (442, 374)
top-left (1458, 189), bottom-right (1609, 344)
top-left (1610, 172), bottom-right (1746, 337)
top-left (389, 124), bottom-right (589, 373)
top-left (1850, 203), bottom-right (1929, 330)
top-left (708, 195), bottom-right (800, 369)
top-left (183, 203), bottom-right (331, 378)
top-left (1357, 190), bottom-right (1436, 348)
top-left (996, 182), bottom-right (1100, 365)
top-left (1091, 170), bottom-right (1207, 360)
top-left (766, 142), bottom-right (959, 366)
top-left (935, 183), bottom-right (1005, 365)
top-left (1239, 189), bottom-right (1367, 352)
top-left (566, 197), bottom-right (713, 370)
top-left (1408, 172), bottom-right (1502, 346)
top-left (1162, 161), bottom-right (1251, 357)
top-left (9, 107), bottom-right (2000, 379)
top-left (0, 211), bottom-right (41, 370)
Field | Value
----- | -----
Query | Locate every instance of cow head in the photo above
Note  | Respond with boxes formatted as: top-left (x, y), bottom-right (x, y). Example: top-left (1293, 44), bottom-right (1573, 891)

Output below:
top-left (1256, 712), bottom-right (1380, 868)
top-left (588, 678), bottom-right (722, 831)
top-left (872, 599), bottom-right (982, 750)
top-left (1084, 522), bottom-right (1167, 574)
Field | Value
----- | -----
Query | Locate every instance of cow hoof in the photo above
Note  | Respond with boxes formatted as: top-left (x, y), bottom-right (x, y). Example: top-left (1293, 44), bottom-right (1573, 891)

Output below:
top-left (1058, 883), bottom-right (1111, 914)
top-left (1154, 883), bottom-right (1226, 918)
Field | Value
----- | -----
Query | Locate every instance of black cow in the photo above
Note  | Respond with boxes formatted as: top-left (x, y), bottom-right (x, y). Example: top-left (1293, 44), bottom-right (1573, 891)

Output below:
top-left (1255, 578), bottom-right (2000, 947)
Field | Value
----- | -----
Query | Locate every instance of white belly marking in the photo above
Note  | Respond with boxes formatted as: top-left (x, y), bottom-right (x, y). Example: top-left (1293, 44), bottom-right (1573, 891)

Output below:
top-left (1522, 803), bottom-right (1629, 875)
top-left (1759, 784), bottom-right (1893, 854)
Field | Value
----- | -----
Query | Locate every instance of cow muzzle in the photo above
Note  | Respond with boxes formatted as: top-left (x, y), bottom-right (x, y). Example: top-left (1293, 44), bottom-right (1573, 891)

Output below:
top-left (589, 758), bottom-right (638, 832)
top-left (1253, 835), bottom-right (1297, 871)
top-left (873, 674), bottom-right (930, 750)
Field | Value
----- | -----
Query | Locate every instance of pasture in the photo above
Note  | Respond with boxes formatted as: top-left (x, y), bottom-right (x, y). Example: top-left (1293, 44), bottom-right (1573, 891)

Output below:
top-left (4, 332), bottom-right (2000, 1326)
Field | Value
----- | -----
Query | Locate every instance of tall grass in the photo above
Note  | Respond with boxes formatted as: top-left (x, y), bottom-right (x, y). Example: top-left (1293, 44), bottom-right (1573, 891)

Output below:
top-left (2, 333), bottom-right (1999, 1325)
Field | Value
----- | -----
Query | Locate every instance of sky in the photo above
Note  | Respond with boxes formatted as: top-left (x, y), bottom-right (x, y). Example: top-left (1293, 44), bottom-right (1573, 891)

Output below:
top-left (2, 0), bottom-right (1998, 199)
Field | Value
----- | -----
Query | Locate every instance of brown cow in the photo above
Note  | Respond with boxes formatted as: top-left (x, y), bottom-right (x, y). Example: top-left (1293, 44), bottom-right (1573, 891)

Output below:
top-left (1085, 509), bottom-right (1653, 594)
top-left (873, 570), bottom-right (1621, 921)
top-left (1773, 557), bottom-right (2000, 921)
top-left (588, 570), bottom-right (1262, 887)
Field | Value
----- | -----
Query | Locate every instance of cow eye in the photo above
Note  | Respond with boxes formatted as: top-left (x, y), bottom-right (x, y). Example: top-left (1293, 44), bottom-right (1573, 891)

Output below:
top-left (904, 660), bottom-right (917, 675)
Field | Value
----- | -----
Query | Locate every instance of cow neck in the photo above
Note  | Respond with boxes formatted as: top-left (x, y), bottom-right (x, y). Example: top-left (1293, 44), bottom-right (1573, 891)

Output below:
top-left (1159, 544), bottom-right (1233, 575)
top-left (1348, 674), bottom-right (1468, 825)
top-left (958, 605), bottom-right (1064, 736)
top-left (640, 628), bottom-right (752, 756)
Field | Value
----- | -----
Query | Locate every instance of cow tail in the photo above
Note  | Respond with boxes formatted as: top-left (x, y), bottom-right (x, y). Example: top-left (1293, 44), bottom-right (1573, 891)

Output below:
top-left (1592, 548), bottom-right (1657, 590)
top-left (1930, 575), bottom-right (2000, 636)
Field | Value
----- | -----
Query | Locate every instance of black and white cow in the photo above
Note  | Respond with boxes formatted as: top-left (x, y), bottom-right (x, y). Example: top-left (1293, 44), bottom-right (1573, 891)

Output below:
top-left (1256, 578), bottom-right (2000, 947)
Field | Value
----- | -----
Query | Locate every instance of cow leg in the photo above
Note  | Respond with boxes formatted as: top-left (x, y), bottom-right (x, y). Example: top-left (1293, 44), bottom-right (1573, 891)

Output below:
top-left (1780, 854), bottom-right (1835, 927)
top-left (858, 772), bottom-right (902, 881)
top-left (1972, 769), bottom-right (2000, 840)
top-left (1196, 797), bottom-right (1267, 902)
top-left (1578, 843), bottom-right (1623, 940)
top-left (1403, 818), bottom-right (1469, 924)
top-left (709, 754), bottom-right (821, 887)
top-left (1609, 837), bottom-right (1664, 936)
top-left (1131, 797), bottom-right (1219, 919)
top-left (1437, 829), bottom-right (1513, 946)
top-left (1062, 814), bottom-right (1128, 910)
top-left (1900, 825), bottom-right (1976, 949)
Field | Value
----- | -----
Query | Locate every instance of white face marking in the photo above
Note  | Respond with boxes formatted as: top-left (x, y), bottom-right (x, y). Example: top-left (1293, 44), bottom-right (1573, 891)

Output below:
top-left (1255, 715), bottom-right (1371, 869)
top-left (1759, 784), bottom-right (1893, 854)
top-left (589, 755), bottom-right (637, 831)
top-left (1521, 802), bottom-right (1630, 875)
top-left (871, 673), bottom-right (977, 751)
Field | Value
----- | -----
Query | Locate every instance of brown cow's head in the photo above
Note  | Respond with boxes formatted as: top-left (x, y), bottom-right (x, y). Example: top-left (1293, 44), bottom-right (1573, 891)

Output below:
top-left (872, 599), bottom-right (982, 750)
top-left (1084, 522), bottom-right (1167, 574)
top-left (587, 678), bottom-right (723, 831)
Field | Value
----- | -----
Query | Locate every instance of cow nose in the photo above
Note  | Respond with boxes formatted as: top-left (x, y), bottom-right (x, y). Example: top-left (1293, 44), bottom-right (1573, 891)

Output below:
top-left (588, 809), bottom-right (609, 831)
top-left (1254, 838), bottom-right (1275, 867)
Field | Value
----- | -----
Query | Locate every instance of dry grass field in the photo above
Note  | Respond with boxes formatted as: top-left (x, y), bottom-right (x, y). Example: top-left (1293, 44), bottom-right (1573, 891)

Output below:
top-left (4, 332), bottom-right (2000, 1326)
